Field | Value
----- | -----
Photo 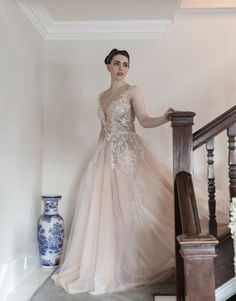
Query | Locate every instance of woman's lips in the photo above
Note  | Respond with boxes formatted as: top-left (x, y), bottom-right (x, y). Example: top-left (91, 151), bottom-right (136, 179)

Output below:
top-left (117, 72), bottom-right (123, 76)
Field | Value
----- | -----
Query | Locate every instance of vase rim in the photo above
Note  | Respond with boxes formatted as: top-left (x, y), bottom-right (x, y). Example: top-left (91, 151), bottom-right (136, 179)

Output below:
top-left (42, 195), bottom-right (62, 199)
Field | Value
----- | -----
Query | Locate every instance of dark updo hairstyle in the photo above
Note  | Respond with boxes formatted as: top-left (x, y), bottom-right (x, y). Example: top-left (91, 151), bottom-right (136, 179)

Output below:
top-left (104, 48), bottom-right (130, 66)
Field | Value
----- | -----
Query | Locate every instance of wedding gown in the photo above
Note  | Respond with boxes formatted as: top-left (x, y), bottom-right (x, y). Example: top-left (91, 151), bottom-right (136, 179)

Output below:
top-left (51, 85), bottom-right (181, 294)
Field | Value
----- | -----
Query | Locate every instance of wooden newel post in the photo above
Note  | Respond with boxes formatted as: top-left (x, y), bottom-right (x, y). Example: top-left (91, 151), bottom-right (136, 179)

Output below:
top-left (171, 112), bottom-right (196, 179)
top-left (178, 234), bottom-right (218, 301)
top-left (170, 112), bottom-right (196, 301)
top-left (171, 112), bottom-right (195, 301)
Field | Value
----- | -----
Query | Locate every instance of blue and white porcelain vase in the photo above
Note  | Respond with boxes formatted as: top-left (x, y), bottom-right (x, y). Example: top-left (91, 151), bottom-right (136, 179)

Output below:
top-left (38, 195), bottom-right (64, 268)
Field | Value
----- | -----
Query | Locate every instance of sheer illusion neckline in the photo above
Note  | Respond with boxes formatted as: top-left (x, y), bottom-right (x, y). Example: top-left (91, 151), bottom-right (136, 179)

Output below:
top-left (99, 84), bottom-right (131, 117)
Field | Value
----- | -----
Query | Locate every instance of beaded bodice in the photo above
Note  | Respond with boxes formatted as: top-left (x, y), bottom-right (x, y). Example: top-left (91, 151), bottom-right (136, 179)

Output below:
top-left (97, 85), bottom-right (143, 173)
top-left (97, 86), bottom-right (135, 136)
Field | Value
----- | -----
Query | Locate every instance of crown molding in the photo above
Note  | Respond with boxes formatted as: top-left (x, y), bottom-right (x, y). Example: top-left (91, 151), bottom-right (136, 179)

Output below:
top-left (46, 20), bottom-right (172, 40)
top-left (16, 0), bottom-right (173, 40)
top-left (16, 0), bottom-right (53, 38)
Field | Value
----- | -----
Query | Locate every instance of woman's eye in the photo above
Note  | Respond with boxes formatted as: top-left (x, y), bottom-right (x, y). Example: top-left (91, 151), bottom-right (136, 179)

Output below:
top-left (123, 63), bottom-right (128, 68)
top-left (114, 62), bottom-right (119, 66)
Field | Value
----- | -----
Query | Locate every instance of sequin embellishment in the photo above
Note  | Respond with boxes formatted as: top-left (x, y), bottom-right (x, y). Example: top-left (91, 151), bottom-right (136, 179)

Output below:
top-left (97, 86), bottom-right (144, 173)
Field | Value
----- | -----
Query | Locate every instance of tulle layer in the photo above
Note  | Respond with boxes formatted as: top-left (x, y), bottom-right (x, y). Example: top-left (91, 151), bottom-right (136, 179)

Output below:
top-left (52, 135), bottom-right (176, 294)
top-left (52, 132), bottom-right (230, 295)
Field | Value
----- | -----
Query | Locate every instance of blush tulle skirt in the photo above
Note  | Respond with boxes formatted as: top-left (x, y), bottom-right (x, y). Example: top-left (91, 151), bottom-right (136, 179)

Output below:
top-left (52, 135), bottom-right (228, 295)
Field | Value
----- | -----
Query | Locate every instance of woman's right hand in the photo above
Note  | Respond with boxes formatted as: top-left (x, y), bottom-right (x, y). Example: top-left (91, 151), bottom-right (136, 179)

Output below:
top-left (163, 107), bottom-right (175, 122)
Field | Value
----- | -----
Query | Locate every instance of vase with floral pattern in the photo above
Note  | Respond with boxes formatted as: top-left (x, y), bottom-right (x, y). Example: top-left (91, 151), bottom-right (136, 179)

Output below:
top-left (38, 195), bottom-right (64, 268)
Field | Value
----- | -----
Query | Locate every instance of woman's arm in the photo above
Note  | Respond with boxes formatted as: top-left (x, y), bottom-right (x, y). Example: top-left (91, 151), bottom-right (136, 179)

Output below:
top-left (131, 86), bottom-right (174, 128)
top-left (98, 123), bottom-right (104, 142)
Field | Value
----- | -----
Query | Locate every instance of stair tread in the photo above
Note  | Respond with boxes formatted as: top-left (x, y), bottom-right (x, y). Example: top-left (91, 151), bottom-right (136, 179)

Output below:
top-left (200, 220), bottom-right (230, 237)
top-left (153, 275), bottom-right (176, 296)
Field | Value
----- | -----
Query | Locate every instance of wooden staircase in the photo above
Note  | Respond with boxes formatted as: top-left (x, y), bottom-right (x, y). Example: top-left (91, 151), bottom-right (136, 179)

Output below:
top-left (215, 231), bottom-right (234, 288)
top-left (192, 106), bottom-right (236, 291)
top-left (168, 106), bottom-right (236, 300)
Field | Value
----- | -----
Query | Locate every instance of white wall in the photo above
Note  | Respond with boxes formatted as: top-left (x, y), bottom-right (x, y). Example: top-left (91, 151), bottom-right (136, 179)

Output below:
top-left (0, 4), bottom-right (233, 293)
top-left (0, 0), bottom-right (44, 293)
top-left (43, 11), bottom-right (236, 237)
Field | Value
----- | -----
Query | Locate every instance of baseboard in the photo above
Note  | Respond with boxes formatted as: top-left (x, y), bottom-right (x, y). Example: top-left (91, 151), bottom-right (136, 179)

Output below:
top-left (215, 276), bottom-right (236, 301)
top-left (0, 243), bottom-right (40, 299)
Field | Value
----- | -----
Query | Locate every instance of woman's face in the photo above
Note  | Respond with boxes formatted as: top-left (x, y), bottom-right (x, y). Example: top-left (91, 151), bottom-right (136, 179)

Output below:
top-left (107, 54), bottom-right (129, 81)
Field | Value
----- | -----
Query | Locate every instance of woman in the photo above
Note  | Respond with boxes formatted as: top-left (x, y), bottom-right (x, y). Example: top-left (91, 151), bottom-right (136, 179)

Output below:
top-left (52, 49), bottom-right (175, 295)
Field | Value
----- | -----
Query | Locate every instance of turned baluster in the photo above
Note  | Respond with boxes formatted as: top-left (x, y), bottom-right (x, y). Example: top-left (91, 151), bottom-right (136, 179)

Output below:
top-left (206, 139), bottom-right (217, 237)
top-left (227, 123), bottom-right (236, 199)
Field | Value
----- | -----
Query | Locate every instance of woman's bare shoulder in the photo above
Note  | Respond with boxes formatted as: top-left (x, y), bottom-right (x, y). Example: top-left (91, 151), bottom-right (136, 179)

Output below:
top-left (129, 85), bottom-right (143, 98)
top-left (97, 89), bottom-right (109, 102)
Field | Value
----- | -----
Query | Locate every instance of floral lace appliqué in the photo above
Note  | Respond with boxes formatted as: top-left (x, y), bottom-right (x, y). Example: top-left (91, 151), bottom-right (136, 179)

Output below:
top-left (97, 86), bottom-right (144, 174)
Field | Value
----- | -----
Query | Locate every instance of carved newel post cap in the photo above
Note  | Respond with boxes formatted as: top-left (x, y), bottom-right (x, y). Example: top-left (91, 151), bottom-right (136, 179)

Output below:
top-left (170, 111), bottom-right (195, 127)
top-left (177, 233), bottom-right (218, 257)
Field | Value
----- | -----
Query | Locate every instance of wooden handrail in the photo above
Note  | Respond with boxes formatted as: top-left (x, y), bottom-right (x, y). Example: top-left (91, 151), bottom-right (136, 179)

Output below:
top-left (175, 171), bottom-right (201, 235)
top-left (193, 105), bottom-right (236, 150)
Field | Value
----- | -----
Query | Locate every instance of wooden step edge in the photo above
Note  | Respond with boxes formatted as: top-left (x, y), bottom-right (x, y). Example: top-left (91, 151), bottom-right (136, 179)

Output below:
top-left (217, 228), bottom-right (231, 246)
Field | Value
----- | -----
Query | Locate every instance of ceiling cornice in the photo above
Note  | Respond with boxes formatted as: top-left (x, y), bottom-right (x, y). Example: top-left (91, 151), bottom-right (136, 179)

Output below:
top-left (46, 20), bottom-right (172, 40)
top-left (16, 0), bottom-right (52, 38)
top-left (16, 0), bottom-right (173, 40)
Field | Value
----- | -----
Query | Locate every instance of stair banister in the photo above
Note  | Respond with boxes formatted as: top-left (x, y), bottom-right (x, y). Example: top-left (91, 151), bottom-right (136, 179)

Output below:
top-left (171, 112), bottom-right (219, 301)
